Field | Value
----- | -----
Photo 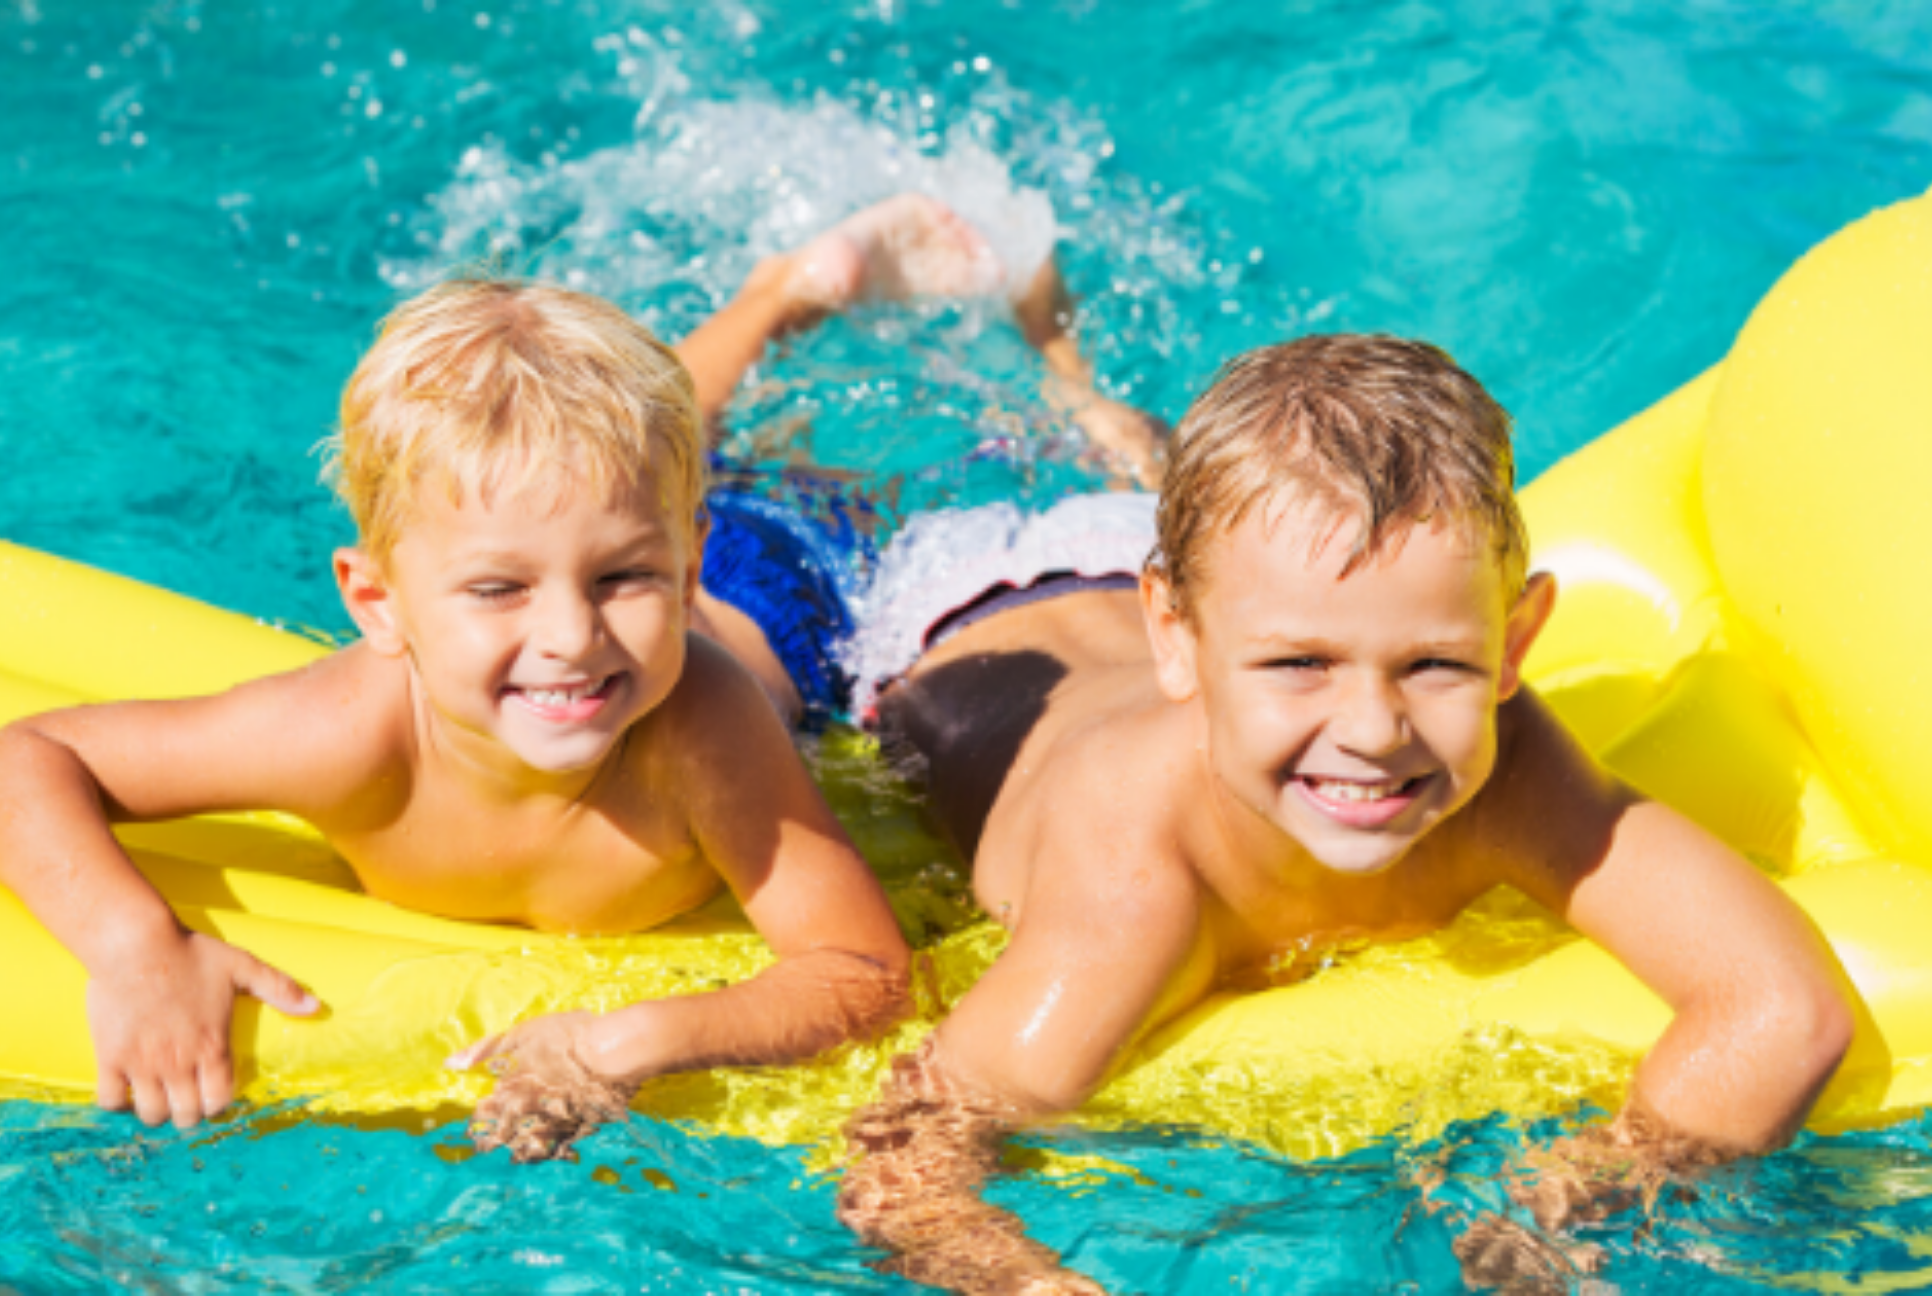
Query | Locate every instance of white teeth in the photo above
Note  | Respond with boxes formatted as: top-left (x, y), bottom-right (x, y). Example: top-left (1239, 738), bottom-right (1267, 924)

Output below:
top-left (521, 679), bottom-right (605, 707)
top-left (1307, 777), bottom-right (1409, 803)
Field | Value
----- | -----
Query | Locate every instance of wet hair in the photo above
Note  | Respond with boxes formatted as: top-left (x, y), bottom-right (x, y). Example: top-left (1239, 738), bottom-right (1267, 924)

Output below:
top-left (1148, 334), bottom-right (1528, 616)
top-left (323, 276), bottom-right (703, 562)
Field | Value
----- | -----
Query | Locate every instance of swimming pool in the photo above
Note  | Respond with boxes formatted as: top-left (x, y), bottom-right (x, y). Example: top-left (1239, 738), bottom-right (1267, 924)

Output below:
top-left (6, 0), bottom-right (1932, 1289)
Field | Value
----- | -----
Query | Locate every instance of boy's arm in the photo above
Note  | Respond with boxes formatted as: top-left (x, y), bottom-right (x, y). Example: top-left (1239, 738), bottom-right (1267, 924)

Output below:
top-left (1495, 691), bottom-right (1856, 1155)
top-left (839, 771), bottom-right (1205, 1291)
top-left (0, 651), bottom-right (402, 1128)
top-left (453, 641), bottom-right (912, 1160)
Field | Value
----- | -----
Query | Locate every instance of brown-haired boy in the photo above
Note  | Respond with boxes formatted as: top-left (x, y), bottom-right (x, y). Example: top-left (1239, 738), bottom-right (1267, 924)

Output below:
top-left (833, 335), bottom-right (1856, 1292)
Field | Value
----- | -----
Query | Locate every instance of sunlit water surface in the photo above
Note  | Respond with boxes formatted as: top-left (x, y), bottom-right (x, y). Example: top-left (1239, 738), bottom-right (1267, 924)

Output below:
top-left (5, 0), bottom-right (1932, 1289)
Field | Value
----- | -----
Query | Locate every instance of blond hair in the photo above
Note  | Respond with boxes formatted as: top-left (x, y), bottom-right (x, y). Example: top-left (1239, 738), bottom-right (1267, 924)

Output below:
top-left (1150, 334), bottom-right (1527, 615)
top-left (324, 277), bottom-right (703, 561)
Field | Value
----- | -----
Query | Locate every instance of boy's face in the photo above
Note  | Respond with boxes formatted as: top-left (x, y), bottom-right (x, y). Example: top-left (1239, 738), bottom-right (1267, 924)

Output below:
top-left (1148, 495), bottom-right (1549, 877)
top-left (339, 466), bottom-right (700, 781)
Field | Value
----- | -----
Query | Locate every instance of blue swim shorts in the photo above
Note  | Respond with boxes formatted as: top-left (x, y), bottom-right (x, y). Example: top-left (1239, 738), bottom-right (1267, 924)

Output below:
top-left (700, 485), bottom-right (864, 726)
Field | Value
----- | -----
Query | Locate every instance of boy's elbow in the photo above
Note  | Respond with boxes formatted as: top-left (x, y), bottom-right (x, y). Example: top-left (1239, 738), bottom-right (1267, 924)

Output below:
top-left (1787, 974), bottom-right (1856, 1092)
top-left (0, 717), bottom-right (41, 765)
top-left (1745, 967), bottom-right (1856, 1131)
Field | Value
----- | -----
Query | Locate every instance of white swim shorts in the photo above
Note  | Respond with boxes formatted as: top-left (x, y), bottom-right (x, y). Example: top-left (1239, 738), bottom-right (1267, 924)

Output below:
top-left (841, 491), bottom-right (1158, 719)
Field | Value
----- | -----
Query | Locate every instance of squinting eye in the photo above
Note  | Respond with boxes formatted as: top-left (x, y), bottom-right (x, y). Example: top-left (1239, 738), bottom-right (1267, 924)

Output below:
top-left (467, 583), bottom-right (524, 604)
top-left (599, 569), bottom-right (661, 591)
top-left (1413, 658), bottom-right (1471, 675)
top-left (1268, 657), bottom-right (1329, 672)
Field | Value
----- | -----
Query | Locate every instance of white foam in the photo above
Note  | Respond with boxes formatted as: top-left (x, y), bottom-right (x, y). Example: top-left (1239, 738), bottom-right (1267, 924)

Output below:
top-left (383, 95), bottom-right (1061, 304)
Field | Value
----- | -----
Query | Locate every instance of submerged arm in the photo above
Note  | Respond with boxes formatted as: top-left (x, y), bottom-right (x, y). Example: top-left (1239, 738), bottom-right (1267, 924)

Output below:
top-left (837, 790), bottom-right (1204, 1291)
top-left (839, 1042), bottom-right (1105, 1295)
top-left (1461, 693), bottom-right (1855, 1274)
top-left (1498, 695), bottom-right (1854, 1156)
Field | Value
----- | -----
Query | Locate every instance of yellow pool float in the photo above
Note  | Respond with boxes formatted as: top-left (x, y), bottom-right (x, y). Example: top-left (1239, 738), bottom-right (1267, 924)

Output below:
top-left (3, 193), bottom-right (1931, 1158)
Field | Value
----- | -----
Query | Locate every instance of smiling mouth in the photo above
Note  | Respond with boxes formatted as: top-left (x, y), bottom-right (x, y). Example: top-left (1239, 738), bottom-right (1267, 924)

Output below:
top-left (506, 674), bottom-right (621, 721)
top-left (1294, 773), bottom-right (1432, 827)
top-left (1298, 775), bottom-right (1428, 803)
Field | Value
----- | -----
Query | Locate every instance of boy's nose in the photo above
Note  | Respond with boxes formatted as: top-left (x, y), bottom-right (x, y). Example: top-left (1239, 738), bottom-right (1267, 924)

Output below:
top-left (1330, 674), bottom-right (1409, 756)
top-left (534, 591), bottom-right (605, 660)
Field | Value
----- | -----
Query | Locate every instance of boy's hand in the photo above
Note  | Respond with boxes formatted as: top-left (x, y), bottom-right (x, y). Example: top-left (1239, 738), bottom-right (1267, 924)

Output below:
top-left (1454, 1112), bottom-right (1717, 1291)
top-left (448, 1013), bottom-right (637, 1162)
top-left (1453, 1215), bottom-right (1605, 1292)
top-left (1509, 1111), bottom-right (1718, 1231)
top-left (86, 930), bottom-right (319, 1130)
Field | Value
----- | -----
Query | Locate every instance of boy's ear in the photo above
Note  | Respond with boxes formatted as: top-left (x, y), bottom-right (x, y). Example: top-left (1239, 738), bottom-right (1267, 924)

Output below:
top-left (683, 514), bottom-right (710, 616)
top-left (1141, 572), bottom-right (1202, 703)
top-left (334, 548), bottom-right (407, 656)
top-left (1498, 571), bottom-right (1557, 701)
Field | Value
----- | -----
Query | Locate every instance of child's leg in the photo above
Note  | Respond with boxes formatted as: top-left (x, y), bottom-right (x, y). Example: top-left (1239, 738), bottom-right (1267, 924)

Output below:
top-left (1012, 257), bottom-right (1170, 490)
top-left (675, 194), bottom-right (1006, 434)
top-left (675, 259), bottom-right (808, 432)
top-left (679, 193), bottom-right (1166, 483)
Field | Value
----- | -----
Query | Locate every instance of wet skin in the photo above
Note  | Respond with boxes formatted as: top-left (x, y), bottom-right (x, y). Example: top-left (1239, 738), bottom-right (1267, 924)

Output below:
top-left (881, 503), bottom-right (1547, 1040)
top-left (847, 496), bottom-right (1854, 1291)
top-left (870, 493), bottom-right (1853, 1137)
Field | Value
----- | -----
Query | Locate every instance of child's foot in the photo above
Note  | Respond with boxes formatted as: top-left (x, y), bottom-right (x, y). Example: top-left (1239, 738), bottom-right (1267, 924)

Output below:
top-left (788, 194), bottom-right (1007, 310)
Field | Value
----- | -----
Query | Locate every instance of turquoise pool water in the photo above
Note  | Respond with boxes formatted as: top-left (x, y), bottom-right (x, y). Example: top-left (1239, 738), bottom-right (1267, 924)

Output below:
top-left (6, 0), bottom-right (1932, 1289)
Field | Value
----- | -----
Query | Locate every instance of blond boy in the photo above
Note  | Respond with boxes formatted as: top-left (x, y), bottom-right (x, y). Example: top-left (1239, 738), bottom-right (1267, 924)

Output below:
top-left (834, 336), bottom-right (1857, 1291)
top-left (0, 276), bottom-right (911, 1157)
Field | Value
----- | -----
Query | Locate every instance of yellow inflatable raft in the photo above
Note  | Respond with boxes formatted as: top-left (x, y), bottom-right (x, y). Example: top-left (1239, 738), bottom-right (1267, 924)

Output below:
top-left (4, 194), bottom-right (1931, 1158)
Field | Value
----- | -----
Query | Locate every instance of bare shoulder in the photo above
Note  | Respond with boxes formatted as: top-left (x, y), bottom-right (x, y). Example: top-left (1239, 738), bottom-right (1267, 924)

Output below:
top-left (1044, 694), bottom-right (1197, 833)
top-left (222, 644), bottom-right (417, 822)
top-left (983, 694), bottom-right (1203, 930)
top-left (638, 634), bottom-right (791, 770)
top-left (947, 697), bottom-right (1210, 1106)
top-left (629, 633), bottom-right (814, 824)
top-left (1464, 686), bottom-right (1635, 903)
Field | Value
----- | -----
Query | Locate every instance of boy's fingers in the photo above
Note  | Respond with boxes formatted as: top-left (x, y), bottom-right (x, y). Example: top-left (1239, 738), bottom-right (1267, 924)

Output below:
top-left (445, 1034), bottom-right (501, 1072)
top-left (163, 1072), bottom-right (204, 1130)
top-left (129, 1075), bottom-right (170, 1128)
top-left (199, 1059), bottom-right (235, 1119)
top-left (233, 955), bottom-right (319, 1017)
top-left (95, 1064), bottom-right (130, 1112)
